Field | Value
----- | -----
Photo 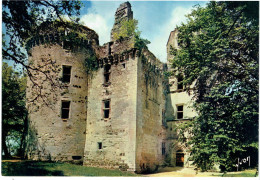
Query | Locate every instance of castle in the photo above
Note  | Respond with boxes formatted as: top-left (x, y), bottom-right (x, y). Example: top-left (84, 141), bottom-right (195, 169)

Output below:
top-left (25, 2), bottom-right (196, 173)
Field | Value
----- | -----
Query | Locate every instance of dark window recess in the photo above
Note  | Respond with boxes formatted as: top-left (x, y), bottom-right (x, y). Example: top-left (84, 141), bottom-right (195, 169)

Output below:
top-left (104, 64), bottom-right (111, 84)
top-left (104, 110), bottom-right (109, 118)
top-left (177, 105), bottom-right (183, 119)
top-left (162, 142), bottom-right (166, 155)
top-left (103, 99), bottom-right (110, 119)
top-left (72, 156), bottom-right (82, 160)
top-left (61, 101), bottom-right (70, 119)
top-left (62, 66), bottom-right (72, 83)
top-left (104, 100), bottom-right (110, 108)
top-left (177, 105), bottom-right (183, 111)
top-left (98, 142), bottom-right (102, 149)
top-left (63, 40), bottom-right (71, 50)
top-left (104, 74), bottom-right (110, 83)
top-left (177, 76), bottom-right (183, 90)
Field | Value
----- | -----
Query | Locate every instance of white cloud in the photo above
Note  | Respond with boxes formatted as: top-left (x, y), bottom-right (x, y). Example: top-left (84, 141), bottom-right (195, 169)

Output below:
top-left (79, 1), bottom-right (197, 62)
top-left (80, 1), bottom-right (122, 45)
top-left (148, 6), bottom-right (192, 62)
top-left (80, 14), bottom-right (110, 45)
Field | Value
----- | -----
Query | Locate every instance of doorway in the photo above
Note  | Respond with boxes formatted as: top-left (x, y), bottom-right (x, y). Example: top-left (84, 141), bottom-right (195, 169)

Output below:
top-left (176, 150), bottom-right (184, 167)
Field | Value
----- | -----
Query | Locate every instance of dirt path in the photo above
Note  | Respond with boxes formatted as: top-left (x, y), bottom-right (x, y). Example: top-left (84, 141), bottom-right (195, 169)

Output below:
top-left (145, 167), bottom-right (223, 177)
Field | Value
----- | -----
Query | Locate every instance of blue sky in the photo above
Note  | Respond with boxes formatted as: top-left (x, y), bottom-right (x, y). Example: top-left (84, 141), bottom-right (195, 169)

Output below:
top-left (79, 1), bottom-right (208, 62)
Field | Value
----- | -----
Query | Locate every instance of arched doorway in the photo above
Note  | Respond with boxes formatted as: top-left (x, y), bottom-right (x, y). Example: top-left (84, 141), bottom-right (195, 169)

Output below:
top-left (176, 150), bottom-right (184, 167)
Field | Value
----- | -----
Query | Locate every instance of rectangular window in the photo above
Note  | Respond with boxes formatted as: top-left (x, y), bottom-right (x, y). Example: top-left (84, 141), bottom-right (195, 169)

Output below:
top-left (177, 105), bottom-right (183, 119)
top-left (62, 65), bottom-right (72, 83)
top-left (103, 99), bottom-right (110, 119)
top-left (98, 142), bottom-right (102, 149)
top-left (122, 63), bottom-right (126, 68)
top-left (104, 64), bottom-right (111, 85)
top-left (61, 101), bottom-right (70, 119)
top-left (162, 142), bottom-right (166, 155)
top-left (177, 76), bottom-right (183, 90)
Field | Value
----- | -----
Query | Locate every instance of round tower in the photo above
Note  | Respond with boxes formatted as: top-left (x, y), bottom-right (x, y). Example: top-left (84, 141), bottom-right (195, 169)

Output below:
top-left (25, 21), bottom-right (98, 162)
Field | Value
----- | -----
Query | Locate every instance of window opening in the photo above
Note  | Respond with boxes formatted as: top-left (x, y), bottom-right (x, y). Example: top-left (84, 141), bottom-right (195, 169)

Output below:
top-left (98, 142), bottom-right (102, 149)
top-left (104, 64), bottom-right (111, 85)
top-left (177, 75), bottom-right (183, 90)
top-left (177, 105), bottom-right (183, 119)
top-left (72, 156), bottom-right (82, 160)
top-left (62, 65), bottom-right (72, 83)
top-left (61, 101), bottom-right (70, 119)
top-left (162, 142), bottom-right (166, 155)
top-left (103, 99), bottom-right (110, 119)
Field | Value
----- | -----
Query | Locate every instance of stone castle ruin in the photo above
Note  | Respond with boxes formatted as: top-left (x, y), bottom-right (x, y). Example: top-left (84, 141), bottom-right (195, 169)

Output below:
top-left (25, 2), bottom-right (196, 173)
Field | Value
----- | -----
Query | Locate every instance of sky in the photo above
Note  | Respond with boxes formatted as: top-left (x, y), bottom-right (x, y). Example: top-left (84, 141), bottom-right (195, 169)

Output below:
top-left (79, 1), bottom-right (208, 62)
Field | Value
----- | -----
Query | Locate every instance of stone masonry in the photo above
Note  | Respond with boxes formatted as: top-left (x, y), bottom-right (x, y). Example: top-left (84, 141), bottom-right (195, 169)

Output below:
top-left (26, 2), bottom-right (195, 173)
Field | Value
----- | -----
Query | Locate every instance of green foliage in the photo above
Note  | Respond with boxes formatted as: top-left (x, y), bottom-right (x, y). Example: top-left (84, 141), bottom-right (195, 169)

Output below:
top-left (25, 20), bottom-right (93, 52)
top-left (113, 19), bottom-right (138, 40)
top-left (171, 1), bottom-right (259, 171)
top-left (113, 19), bottom-right (150, 50)
top-left (3, 0), bottom-right (82, 68)
top-left (2, 62), bottom-right (27, 157)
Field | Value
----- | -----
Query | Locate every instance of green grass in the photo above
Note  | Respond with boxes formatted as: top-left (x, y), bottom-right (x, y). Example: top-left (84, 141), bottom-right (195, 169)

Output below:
top-left (222, 169), bottom-right (258, 177)
top-left (2, 161), bottom-right (140, 176)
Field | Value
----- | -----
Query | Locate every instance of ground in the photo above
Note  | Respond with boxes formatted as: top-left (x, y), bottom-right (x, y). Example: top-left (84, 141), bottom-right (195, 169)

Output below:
top-left (1, 159), bottom-right (258, 177)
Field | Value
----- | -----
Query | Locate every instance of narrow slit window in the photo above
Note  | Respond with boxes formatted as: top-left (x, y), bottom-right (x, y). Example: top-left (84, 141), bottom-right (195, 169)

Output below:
top-left (103, 99), bottom-right (110, 119)
top-left (162, 142), bottom-right (166, 155)
top-left (62, 65), bottom-right (72, 83)
top-left (104, 64), bottom-right (111, 84)
top-left (177, 75), bottom-right (183, 90)
top-left (177, 105), bottom-right (183, 119)
top-left (61, 101), bottom-right (70, 119)
top-left (98, 142), bottom-right (102, 149)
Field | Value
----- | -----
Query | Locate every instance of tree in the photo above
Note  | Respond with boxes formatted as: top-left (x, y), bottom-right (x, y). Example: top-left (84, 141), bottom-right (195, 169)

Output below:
top-left (112, 19), bottom-right (150, 50)
top-left (171, 1), bottom-right (258, 171)
top-left (2, 62), bottom-right (27, 158)
top-left (2, 0), bottom-right (83, 103)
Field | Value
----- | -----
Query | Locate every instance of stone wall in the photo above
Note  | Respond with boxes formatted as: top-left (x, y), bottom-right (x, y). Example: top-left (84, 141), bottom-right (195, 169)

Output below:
top-left (83, 49), bottom-right (138, 171)
top-left (26, 44), bottom-right (91, 162)
top-left (135, 49), bottom-right (166, 173)
top-left (25, 1), bottom-right (186, 173)
top-left (165, 28), bottom-right (197, 167)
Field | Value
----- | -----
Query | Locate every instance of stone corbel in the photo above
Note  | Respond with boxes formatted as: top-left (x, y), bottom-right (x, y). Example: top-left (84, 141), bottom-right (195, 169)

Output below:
top-left (108, 55), bottom-right (114, 65)
top-left (129, 50), bottom-right (134, 59)
top-left (103, 57), bottom-right (108, 64)
top-left (125, 52), bottom-right (129, 60)
top-left (114, 54), bottom-right (119, 65)
top-left (135, 49), bottom-right (140, 57)
top-left (99, 59), bottom-right (104, 68)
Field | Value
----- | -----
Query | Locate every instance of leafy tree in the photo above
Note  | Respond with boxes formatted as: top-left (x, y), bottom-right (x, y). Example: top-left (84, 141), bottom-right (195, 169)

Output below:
top-left (113, 19), bottom-right (150, 50)
top-left (2, 0), bottom-right (83, 103)
top-left (113, 19), bottom-right (139, 40)
top-left (2, 62), bottom-right (27, 158)
top-left (172, 1), bottom-right (258, 171)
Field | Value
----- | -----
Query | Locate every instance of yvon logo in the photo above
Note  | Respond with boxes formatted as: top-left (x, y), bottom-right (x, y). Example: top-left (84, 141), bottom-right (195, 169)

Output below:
top-left (235, 156), bottom-right (250, 171)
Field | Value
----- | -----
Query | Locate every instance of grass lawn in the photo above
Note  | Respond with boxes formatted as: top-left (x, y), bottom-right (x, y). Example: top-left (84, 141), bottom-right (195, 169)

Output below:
top-left (222, 169), bottom-right (258, 177)
top-left (2, 160), bottom-right (258, 177)
top-left (2, 161), bottom-right (140, 176)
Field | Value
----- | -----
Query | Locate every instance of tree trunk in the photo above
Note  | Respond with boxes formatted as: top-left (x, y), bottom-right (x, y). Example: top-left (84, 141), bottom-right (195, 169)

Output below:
top-left (2, 133), bottom-right (10, 158)
top-left (19, 112), bottom-right (28, 159)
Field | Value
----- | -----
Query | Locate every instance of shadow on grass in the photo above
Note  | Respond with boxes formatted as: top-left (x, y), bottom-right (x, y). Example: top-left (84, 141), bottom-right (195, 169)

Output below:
top-left (144, 166), bottom-right (185, 175)
top-left (2, 161), bottom-right (64, 176)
